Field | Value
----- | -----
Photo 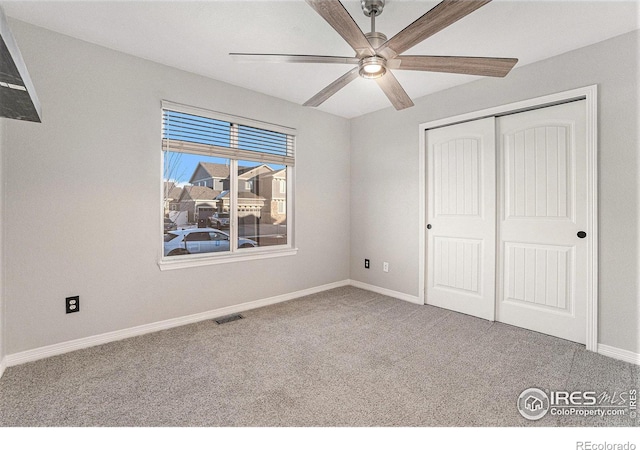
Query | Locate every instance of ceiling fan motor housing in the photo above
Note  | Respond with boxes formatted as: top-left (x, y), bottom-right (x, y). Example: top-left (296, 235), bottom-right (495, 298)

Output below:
top-left (361, 0), bottom-right (385, 17)
top-left (365, 31), bottom-right (387, 50)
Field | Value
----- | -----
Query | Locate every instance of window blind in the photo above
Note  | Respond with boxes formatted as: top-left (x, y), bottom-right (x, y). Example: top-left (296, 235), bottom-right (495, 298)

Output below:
top-left (162, 104), bottom-right (295, 166)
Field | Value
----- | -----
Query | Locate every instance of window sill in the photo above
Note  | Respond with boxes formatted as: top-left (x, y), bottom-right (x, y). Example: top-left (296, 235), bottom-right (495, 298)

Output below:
top-left (158, 247), bottom-right (298, 271)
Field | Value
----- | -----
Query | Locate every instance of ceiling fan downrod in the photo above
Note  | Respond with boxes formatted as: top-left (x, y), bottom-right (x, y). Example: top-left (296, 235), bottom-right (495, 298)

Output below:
top-left (361, 0), bottom-right (385, 33)
top-left (361, 0), bottom-right (387, 51)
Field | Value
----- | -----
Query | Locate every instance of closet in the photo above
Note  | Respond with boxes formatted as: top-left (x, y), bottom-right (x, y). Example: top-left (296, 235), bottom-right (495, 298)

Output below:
top-left (425, 100), bottom-right (590, 344)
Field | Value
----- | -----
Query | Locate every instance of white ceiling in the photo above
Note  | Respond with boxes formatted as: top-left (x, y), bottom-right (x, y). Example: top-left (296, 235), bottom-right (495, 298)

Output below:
top-left (2, 0), bottom-right (639, 118)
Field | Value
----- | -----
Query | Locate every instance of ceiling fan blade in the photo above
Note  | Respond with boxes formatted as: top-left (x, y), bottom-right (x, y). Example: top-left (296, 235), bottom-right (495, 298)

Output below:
top-left (377, 0), bottom-right (492, 59)
top-left (306, 0), bottom-right (375, 57)
top-left (396, 55), bottom-right (518, 77)
top-left (375, 70), bottom-right (414, 111)
top-left (230, 53), bottom-right (360, 65)
top-left (303, 67), bottom-right (360, 107)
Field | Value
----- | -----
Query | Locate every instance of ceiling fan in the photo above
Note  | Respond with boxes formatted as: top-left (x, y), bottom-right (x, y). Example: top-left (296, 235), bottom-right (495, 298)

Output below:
top-left (230, 0), bottom-right (518, 111)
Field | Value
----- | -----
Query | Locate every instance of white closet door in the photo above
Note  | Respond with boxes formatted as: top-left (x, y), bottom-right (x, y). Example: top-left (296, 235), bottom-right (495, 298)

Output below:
top-left (496, 101), bottom-right (587, 344)
top-left (426, 117), bottom-right (496, 321)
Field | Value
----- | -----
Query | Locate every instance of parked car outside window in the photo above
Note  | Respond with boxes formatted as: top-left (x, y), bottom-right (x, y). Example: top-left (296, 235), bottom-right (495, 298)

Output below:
top-left (163, 227), bottom-right (256, 256)
top-left (208, 212), bottom-right (230, 228)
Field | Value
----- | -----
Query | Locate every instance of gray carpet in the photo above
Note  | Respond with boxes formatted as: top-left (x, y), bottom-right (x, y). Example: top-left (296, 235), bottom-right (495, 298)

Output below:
top-left (0, 286), bottom-right (637, 427)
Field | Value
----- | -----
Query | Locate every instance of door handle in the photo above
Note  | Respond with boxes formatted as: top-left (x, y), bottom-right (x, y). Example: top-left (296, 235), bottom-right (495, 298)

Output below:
top-left (427, 224), bottom-right (432, 230)
top-left (577, 231), bottom-right (587, 238)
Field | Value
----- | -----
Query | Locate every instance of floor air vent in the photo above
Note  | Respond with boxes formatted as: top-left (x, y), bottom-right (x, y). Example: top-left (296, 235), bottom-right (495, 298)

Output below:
top-left (214, 314), bottom-right (244, 325)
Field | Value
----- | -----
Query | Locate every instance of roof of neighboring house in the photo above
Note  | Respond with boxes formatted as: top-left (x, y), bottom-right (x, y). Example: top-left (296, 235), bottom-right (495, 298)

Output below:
top-left (189, 161), bottom-right (230, 183)
top-left (189, 162), bottom-right (230, 183)
top-left (167, 187), bottom-right (182, 200)
top-left (255, 167), bottom-right (285, 180)
top-left (164, 182), bottom-right (183, 200)
top-left (269, 168), bottom-right (286, 178)
top-left (238, 164), bottom-right (273, 180)
top-left (169, 186), bottom-right (183, 200)
top-left (179, 185), bottom-right (221, 201)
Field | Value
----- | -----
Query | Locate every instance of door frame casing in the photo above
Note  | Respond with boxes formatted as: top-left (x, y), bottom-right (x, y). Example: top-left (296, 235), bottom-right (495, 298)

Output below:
top-left (418, 85), bottom-right (598, 352)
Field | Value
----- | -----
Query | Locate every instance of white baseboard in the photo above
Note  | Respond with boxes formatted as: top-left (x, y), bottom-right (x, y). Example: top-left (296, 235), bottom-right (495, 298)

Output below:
top-left (0, 357), bottom-right (6, 379)
top-left (4, 279), bottom-right (350, 368)
top-left (349, 279), bottom-right (422, 305)
top-left (598, 344), bottom-right (640, 366)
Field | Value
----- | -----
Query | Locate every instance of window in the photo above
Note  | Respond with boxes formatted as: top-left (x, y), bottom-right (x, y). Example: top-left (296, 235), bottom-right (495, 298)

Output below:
top-left (161, 101), bottom-right (295, 266)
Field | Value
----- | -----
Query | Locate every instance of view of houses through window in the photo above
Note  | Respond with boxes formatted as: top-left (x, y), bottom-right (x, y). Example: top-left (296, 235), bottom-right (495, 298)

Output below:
top-left (163, 154), bottom-right (289, 257)
top-left (162, 105), bottom-right (293, 259)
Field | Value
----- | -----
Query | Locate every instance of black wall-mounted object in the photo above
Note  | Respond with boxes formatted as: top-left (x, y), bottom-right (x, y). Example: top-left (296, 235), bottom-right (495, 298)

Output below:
top-left (65, 296), bottom-right (80, 314)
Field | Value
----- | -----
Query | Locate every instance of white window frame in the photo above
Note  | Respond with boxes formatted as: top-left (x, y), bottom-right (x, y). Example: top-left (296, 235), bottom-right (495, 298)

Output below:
top-left (158, 101), bottom-right (297, 271)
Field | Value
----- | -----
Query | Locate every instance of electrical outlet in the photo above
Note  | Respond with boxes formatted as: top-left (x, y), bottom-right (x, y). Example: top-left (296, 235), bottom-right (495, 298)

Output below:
top-left (66, 296), bottom-right (80, 314)
top-left (383, 262), bottom-right (389, 273)
top-left (365, 259), bottom-right (370, 269)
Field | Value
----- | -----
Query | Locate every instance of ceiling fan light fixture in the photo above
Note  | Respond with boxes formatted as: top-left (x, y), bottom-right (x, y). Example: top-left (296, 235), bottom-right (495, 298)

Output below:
top-left (359, 56), bottom-right (387, 79)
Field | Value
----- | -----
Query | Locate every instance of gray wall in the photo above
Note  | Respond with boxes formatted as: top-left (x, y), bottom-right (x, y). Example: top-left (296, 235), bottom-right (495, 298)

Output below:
top-left (3, 20), bottom-right (351, 354)
top-left (350, 30), bottom-right (640, 354)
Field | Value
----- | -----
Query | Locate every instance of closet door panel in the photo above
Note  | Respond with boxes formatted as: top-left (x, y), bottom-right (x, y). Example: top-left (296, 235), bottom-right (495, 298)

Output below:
top-left (426, 117), bottom-right (496, 320)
